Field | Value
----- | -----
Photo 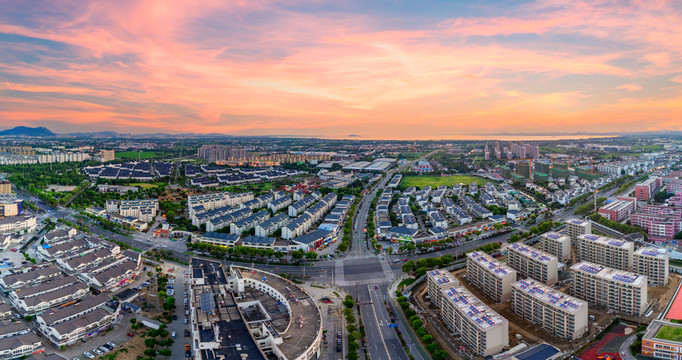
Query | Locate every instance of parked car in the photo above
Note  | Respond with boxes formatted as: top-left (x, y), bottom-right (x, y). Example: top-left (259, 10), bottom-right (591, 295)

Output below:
top-left (184, 318), bottom-right (188, 324)
top-left (336, 346), bottom-right (342, 353)
top-left (102, 344), bottom-right (113, 350)
top-left (107, 342), bottom-right (116, 348)
top-left (92, 349), bottom-right (103, 355)
top-left (185, 350), bottom-right (191, 358)
top-left (171, 332), bottom-right (176, 338)
top-left (173, 315), bottom-right (177, 320)
top-left (185, 344), bottom-right (190, 351)
top-left (99, 346), bottom-right (110, 353)
top-left (83, 352), bottom-right (95, 359)
top-left (127, 332), bottom-right (135, 337)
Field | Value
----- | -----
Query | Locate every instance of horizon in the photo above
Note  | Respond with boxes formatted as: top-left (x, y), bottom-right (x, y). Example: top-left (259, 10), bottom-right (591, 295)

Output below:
top-left (1, 1), bottom-right (681, 138)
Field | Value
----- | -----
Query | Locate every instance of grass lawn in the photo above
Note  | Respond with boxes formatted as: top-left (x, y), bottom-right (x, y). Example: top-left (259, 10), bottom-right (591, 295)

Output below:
top-left (656, 325), bottom-right (682, 342)
top-left (129, 182), bottom-right (165, 189)
top-left (397, 152), bottom-right (423, 160)
top-left (115, 151), bottom-right (162, 159)
top-left (400, 175), bottom-right (487, 189)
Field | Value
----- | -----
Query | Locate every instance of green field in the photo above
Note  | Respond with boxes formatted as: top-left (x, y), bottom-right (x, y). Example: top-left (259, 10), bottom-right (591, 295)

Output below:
top-left (400, 175), bottom-right (488, 189)
top-left (115, 151), bottom-right (162, 159)
top-left (129, 182), bottom-right (165, 189)
top-left (397, 152), bottom-right (423, 160)
top-left (656, 325), bottom-right (682, 342)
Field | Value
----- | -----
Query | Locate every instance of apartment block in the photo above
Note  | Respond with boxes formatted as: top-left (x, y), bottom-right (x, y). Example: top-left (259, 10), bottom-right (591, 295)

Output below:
top-left (576, 234), bottom-right (634, 271)
top-left (426, 269), bottom-right (460, 308)
top-left (634, 247), bottom-right (669, 287)
top-left (635, 177), bottom-right (662, 201)
top-left (540, 232), bottom-right (571, 262)
top-left (506, 243), bottom-right (559, 285)
top-left (0, 181), bottom-right (10, 194)
top-left (570, 261), bottom-right (647, 316)
top-left (439, 286), bottom-right (508, 356)
top-left (119, 199), bottom-right (159, 222)
top-left (255, 213), bottom-right (291, 237)
top-left (511, 279), bottom-right (588, 340)
top-left (598, 197), bottom-right (636, 222)
top-left (565, 219), bottom-right (591, 246)
top-left (187, 191), bottom-right (254, 217)
top-left (466, 251), bottom-right (517, 302)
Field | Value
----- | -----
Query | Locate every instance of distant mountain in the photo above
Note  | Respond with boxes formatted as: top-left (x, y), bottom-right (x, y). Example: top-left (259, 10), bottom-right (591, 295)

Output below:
top-left (0, 126), bottom-right (55, 137)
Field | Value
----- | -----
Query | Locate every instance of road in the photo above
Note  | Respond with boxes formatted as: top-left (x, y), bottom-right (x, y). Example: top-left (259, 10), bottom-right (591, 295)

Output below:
top-left (619, 331), bottom-right (637, 360)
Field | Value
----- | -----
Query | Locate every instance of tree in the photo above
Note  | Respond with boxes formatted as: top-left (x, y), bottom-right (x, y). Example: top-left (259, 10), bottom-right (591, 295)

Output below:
top-left (305, 251), bottom-right (318, 260)
top-left (144, 338), bottom-right (157, 348)
top-left (130, 318), bottom-right (137, 324)
top-left (143, 349), bottom-right (157, 357)
top-left (158, 349), bottom-right (172, 358)
top-left (402, 260), bottom-right (415, 273)
top-left (343, 295), bottom-right (355, 309)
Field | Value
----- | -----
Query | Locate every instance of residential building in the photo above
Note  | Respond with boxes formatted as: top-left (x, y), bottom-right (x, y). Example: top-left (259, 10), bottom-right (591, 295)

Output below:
top-left (506, 243), bottom-right (559, 285)
top-left (268, 196), bottom-right (292, 213)
top-left (511, 279), bottom-right (588, 340)
top-left (187, 191), bottom-right (254, 217)
top-left (230, 210), bottom-right (270, 235)
top-left (540, 232), bottom-right (571, 262)
top-left (426, 269), bottom-right (459, 308)
top-left (0, 265), bottom-right (62, 291)
top-left (36, 294), bottom-right (119, 347)
top-left (0, 215), bottom-right (36, 234)
top-left (634, 247), bottom-right (669, 287)
top-left (0, 181), bottom-right (10, 194)
top-left (281, 213), bottom-right (313, 240)
top-left (288, 196), bottom-right (316, 217)
top-left (255, 213), bottom-right (290, 237)
top-left (565, 219), bottom-right (591, 246)
top-left (439, 286), bottom-right (508, 356)
top-left (576, 234), bottom-right (634, 271)
top-left (570, 261), bottom-right (647, 316)
top-left (0, 333), bottom-right (43, 360)
top-left (466, 251), bottom-right (517, 302)
top-left (119, 199), bottom-right (158, 222)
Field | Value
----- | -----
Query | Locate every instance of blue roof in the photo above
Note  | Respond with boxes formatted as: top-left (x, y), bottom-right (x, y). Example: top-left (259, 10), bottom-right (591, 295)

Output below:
top-left (513, 344), bottom-right (559, 360)
top-left (241, 236), bottom-right (276, 246)
top-left (203, 232), bottom-right (240, 241)
top-left (292, 229), bottom-right (332, 245)
top-left (388, 226), bottom-right (418, 236)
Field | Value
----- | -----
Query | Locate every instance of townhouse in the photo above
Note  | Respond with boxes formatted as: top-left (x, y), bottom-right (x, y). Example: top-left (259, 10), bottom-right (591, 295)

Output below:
top-left (281, 213), bottom-right (313, 240)
top-left (255, 213), bottom-right (291, 237)
top-left (288, 196), bottom-right (316, 217)
top-left (0, 266), bottom-right (62, 292)
top-left (230, 210), bottom-right (270, 235)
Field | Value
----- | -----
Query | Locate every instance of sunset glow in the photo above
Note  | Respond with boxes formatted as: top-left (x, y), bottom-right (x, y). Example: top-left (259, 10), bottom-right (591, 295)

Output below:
top-left (1, 0), bottom-right (681, 138)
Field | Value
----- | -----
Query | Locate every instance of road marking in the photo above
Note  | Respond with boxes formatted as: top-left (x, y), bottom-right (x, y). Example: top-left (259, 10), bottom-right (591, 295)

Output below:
top-left (367, 284), bottom-right (393, 360)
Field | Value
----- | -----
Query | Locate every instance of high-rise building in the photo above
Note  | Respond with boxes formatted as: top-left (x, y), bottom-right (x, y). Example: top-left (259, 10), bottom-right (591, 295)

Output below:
top-left (506, 243), bottom-right (559, 285)
top-left (101, 150), bottom-right (115, 162)
top-left (0, 180), bottom-right (11, 194)
top-left (540, 232), bottom-right (571, 262)
top-left (633, 247), bottom-right (669, 287)
top-left (439, 285), bottom-right (509, 356)
top-left (565, 219), bottom-right (591, 246)
top-left (576, 234), bottom-right (634, 271)
top-left (512, 279), bottom-right (588, 340)
top-left (466, 251), bottom-right (517, 302)
top-left (426, 269), bottom-right (459, 308)
top-left (570, 261), bottom-right (647, 316)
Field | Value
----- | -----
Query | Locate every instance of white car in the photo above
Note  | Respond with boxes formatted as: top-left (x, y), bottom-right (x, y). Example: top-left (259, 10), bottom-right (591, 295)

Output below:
top-left (107, 342), bottom-right (116, 348)
top-left (93, 348), bottom-right (103, 355)
top-left (184, 298), bottom-right (188, 304)
top-left (83, 352), bottom-right (95, 359)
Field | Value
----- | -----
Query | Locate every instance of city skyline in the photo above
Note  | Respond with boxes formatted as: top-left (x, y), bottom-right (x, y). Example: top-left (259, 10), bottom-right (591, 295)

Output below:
top-left (1, 0), bottom-right (681, 139)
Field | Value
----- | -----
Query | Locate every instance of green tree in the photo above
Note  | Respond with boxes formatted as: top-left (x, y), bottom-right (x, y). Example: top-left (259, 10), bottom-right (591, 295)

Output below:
top-left (158, 349), bottom-right (172, 357)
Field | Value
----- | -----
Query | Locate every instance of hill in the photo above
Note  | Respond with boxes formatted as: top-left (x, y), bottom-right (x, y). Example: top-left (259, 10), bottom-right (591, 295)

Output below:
top-left (0, 126), bottom-right (55, 137)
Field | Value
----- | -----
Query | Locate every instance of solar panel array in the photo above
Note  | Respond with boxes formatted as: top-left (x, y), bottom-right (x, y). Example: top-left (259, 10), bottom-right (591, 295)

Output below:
top-left (200, 292), bottom-right (215, 313)
top-left (608, 240), bottom-right (625, 247)
top-left (612, 273), bottom-right (637, 283)
top-left (544, 232), bottom-right (563, 240)
top-left (583, 234), bottom-right (600, 241)
top-left (579, 264), bottom-right (601, 274)
top-left (641, 249), bottom-right (660, 257)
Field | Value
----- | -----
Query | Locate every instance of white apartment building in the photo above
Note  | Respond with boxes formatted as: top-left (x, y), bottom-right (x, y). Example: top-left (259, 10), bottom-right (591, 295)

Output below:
top-left (565, 218), bottom-right (591, 246)
top-left (426, 269), bottom-right (460, 308)
top-left (511, 279), bottom-right (588, 340)
top-left (440, 286), bottom-right (509, 356)
top-left (466, 251), bottom-right (517, 302)
top-left (255, 213), bottom-right (291, 237)
top-left (0, 215), bottom-right (36, 234)
top-left (506, 243), bottom-right (559, 285)
top-left (540, 232), bottom-right (571, 262)
top-left (187, 191), bottom-right (254, 217)
top-left (570, 261), bottom-right (647, 316)
top-left (576, 234), bottom-right (634, 271)
top-left (634, 247), bottom-right (669, 287)
top-left (281, 213), bottom-right (313, 240)
top-left (119, 199), bottom-right (159, 222)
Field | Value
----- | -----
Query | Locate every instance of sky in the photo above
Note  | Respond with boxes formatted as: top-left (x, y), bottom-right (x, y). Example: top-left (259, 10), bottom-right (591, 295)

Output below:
top-left (0, 0), bottom-right (681, 139)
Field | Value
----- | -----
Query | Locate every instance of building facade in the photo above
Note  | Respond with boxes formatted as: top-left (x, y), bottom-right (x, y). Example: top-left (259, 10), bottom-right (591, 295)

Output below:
top-left (506, 243), bottom-right (559, 285)
top-left (570, 261), bottom-right (647, 316)
top-left (466, 251), bottom-right (517, 302)
top-left (634, 247), bottom-right (669, 287)
top-left (540, 232), bottom-right (571, 263)
top-left (576, 234), bottom-right (634, 271)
